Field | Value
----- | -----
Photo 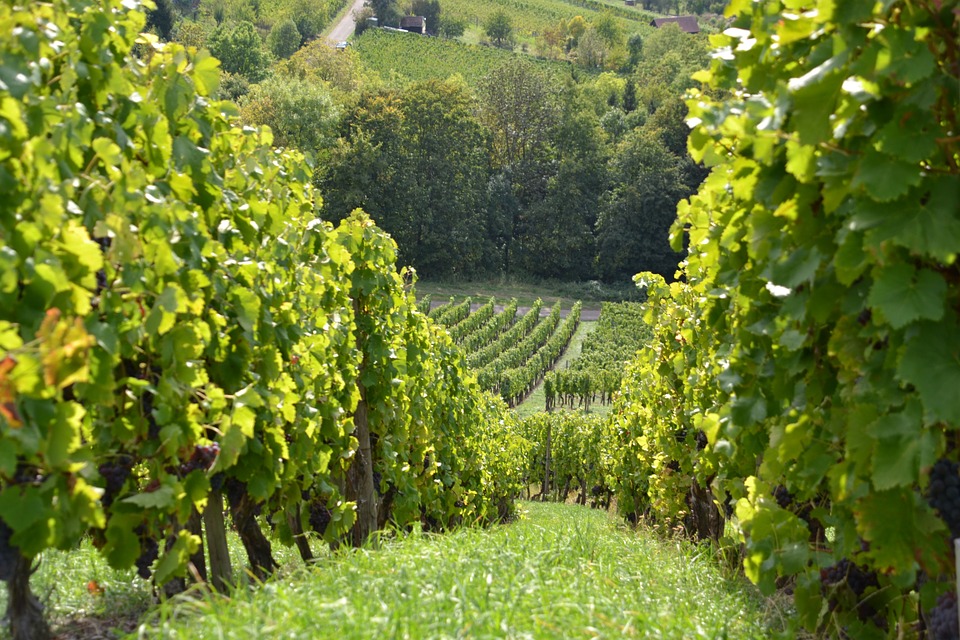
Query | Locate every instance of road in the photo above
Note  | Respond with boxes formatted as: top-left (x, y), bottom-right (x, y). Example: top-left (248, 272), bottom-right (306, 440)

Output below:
top-left (327, 0), bottom-right (366, 45)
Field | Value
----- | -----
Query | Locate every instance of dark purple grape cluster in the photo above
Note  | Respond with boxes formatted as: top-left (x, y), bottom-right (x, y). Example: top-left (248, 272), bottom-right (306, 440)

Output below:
top-left (0, 518), bottom-right (17, 582)
top-left (210, 472), bottom-right (225, 492)
top-left (927, 459), bottom-right (960, 538)
top-left (927, 591), bottom-right (959, 640)
top-left (820, 558), bottom-right (879, 597)
top-left (98, 455), bottom-right (134, 507)
top-left (773, 485), bottom-right (793, 509)
top-left (309, 502), bottom-right (331, 535)
top-left (179, 443), bottom-right (220, 476)
top-left (135, 537), bottom-right (159, 580)
top-left (373, 471), bottom-right (383, 496)
top-left (95, 270), bottom-right (108, 294)
top-left (11, 463), bottom-right (42, 486)
top-left (694, 430), bottom-right (708, 451)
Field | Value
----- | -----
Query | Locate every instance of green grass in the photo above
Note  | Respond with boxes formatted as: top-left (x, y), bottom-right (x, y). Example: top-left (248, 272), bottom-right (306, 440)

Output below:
top-left (354, 29), bottom-right (577, 85)
top-left (0, 527), bottom-right (319, 638)
top-left (137, 502), bottom-right (786, 638)
top-left (513, 320), bottom-right (615, 419)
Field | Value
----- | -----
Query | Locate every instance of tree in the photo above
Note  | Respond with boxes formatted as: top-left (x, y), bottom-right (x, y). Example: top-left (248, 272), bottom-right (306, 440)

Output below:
top-left (519, 108), bottom-right (605, 280)
top-left (478, 60), bottom-right (558, 170)
top-left (268, 19), bottom-right (301, 59)
top-left (485, 11), bottom-right (513, 48)
top-left (439, 17), bottom-right (465, 39)
top-left (146, 0), bottom-right (176, 40)
top-left (288, 0), bottom-right (328, 45)
top-left (369, 0), bottom-right (400, 27)
top-left (207, 21), bottom-right (270, 83)
top-left (595, 130), bottom-right (688, 281)
top-left (410, 0), bottom-right (441, 35)
top-left (316, 81), bottom-right (491, 277)
top-left (239, 75), bottom-right (340, 155)
top-left (622, 78), bottom-right (636, 113)
top-left (279, 39), bottom-right (362, 93)
top-left (478, 60), bottom-right (560, 273)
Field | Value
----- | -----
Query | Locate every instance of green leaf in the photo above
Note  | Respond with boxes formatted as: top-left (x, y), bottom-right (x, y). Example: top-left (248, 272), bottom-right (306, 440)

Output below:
top-left (123, 485), bottom-right (176, 509)
top-left (190, 51), bottom-right (221, 96)
top-left (104, 515), bottom-right (142, 569)
top-left (46, 401), bottom-right (84, 469)
top-left (153, 530), bottom-right (200, 585)
top-left (785, 140), bottom-right (816, 183)
top-left (851, 149), bottom-right (922, 202)
top-left (787, 57), bottom-right (845, 145)
top-left (856, 489), bottom-right (940, 577)
top-left (867, 264), bottom-right (946, 329)
top-left (868, 402), bottom-right (936, 490)
top-left (898, 321), bottom-right (960, 425)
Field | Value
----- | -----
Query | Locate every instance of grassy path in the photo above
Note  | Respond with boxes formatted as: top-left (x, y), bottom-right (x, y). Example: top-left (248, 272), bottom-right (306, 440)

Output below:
top-left (513, 320), bottom-right (607, 419)
top-left (139, 503), bottom-right (781, 639)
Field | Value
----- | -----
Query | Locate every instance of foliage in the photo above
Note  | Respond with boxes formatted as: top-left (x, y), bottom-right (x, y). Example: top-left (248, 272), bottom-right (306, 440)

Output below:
top-left (239, 75), bottom-right (340, 154)
top-left (146, 0), bottom-right (178, 40)
top-left (613, 0), bottom-right (960, 635)
top-left (207, 20), bottom-right (271, 82)
top-left (316, 78), bottom-right (491, 277)
top-left (595, 130), bottom-right (688, 280)
top-left (0, 0), bottom-right (533, 633)
top-left (544, 301), bottom-right (649, 410)
top-left (268, 18), bottom-right (302, 59)
top-left (485, 10), bottom-right (514, 48)
top-left (278, 39), bottom-right (363, 93)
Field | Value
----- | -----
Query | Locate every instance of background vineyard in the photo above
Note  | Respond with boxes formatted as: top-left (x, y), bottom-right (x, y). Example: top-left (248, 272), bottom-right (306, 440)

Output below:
top-left (353, 29), bottom-right (575, 85)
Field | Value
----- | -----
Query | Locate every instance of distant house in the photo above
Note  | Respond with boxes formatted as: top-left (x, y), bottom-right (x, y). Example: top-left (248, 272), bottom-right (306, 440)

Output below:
top-left (625, 0), bottom-right (635, 5)
top-left (399, 16), bottom-right (426, 34)
top-left (649, 16), bottom-right (700, 34)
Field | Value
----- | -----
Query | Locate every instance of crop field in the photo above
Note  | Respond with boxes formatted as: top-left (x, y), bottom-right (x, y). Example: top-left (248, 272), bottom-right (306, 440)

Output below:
top-left (354, 29), bottom-right (577, 84)
top-left (440, 0), bottom-right (658, 41)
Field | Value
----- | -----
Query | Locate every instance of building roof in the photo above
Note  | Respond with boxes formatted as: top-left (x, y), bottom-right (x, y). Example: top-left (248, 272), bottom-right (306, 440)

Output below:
top-left (650, 16), bottom-right (700, 33)
top-left (399, 16), bottom-right (426, 29)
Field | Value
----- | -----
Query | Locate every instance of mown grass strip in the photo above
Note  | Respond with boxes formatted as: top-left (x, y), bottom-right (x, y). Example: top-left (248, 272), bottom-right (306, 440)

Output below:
top-left (139, 502), bottom-right (783, 639)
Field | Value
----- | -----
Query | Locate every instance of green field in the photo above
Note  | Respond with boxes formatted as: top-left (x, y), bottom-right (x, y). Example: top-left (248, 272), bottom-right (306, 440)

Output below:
top-left (354, 29), bottom-right (578, 84)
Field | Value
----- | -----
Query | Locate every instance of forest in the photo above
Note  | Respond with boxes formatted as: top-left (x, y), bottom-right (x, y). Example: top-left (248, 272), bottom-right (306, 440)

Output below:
top-left (141, 0), bottom-right (717, 282)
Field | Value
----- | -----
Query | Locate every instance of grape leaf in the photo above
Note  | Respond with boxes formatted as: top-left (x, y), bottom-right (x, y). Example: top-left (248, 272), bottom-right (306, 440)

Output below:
top-left (867, 264), bottom-right (946, 329)
top-left (897, 321), bottom-right (960, 425)
top-left (868, 402), bottom-right (936, 490)
top-left (851, 149), bottom-right (922, 202)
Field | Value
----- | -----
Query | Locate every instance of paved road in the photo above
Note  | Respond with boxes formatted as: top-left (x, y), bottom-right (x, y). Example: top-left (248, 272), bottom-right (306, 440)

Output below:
top-left (327, 0), bottom-right (366, 45)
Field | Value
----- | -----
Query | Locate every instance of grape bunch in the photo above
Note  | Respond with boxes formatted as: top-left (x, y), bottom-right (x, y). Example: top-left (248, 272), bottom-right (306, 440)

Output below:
top-left (98, 455), bottom-right (134, 508)
top-left (309, 501), bottom-right (332, 535)
top-left (0, 518), bottom-right (18, 582)
top-left (135, 537), bottom-right (159, 580)
top-left (179, 443), bottom-right (220, 476)
top-left (820, 558), bottom-right (879, 597)
top-left (373, 471), bottom-right (383, 497)
top-left (694, 430), bottom-right (708, 451)
top-left (773, 485), bottom-right (793, 509)
top-left (927, 591), bottom-right (959, 640)
top-left (927, 459), bottom-right (960, 538)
